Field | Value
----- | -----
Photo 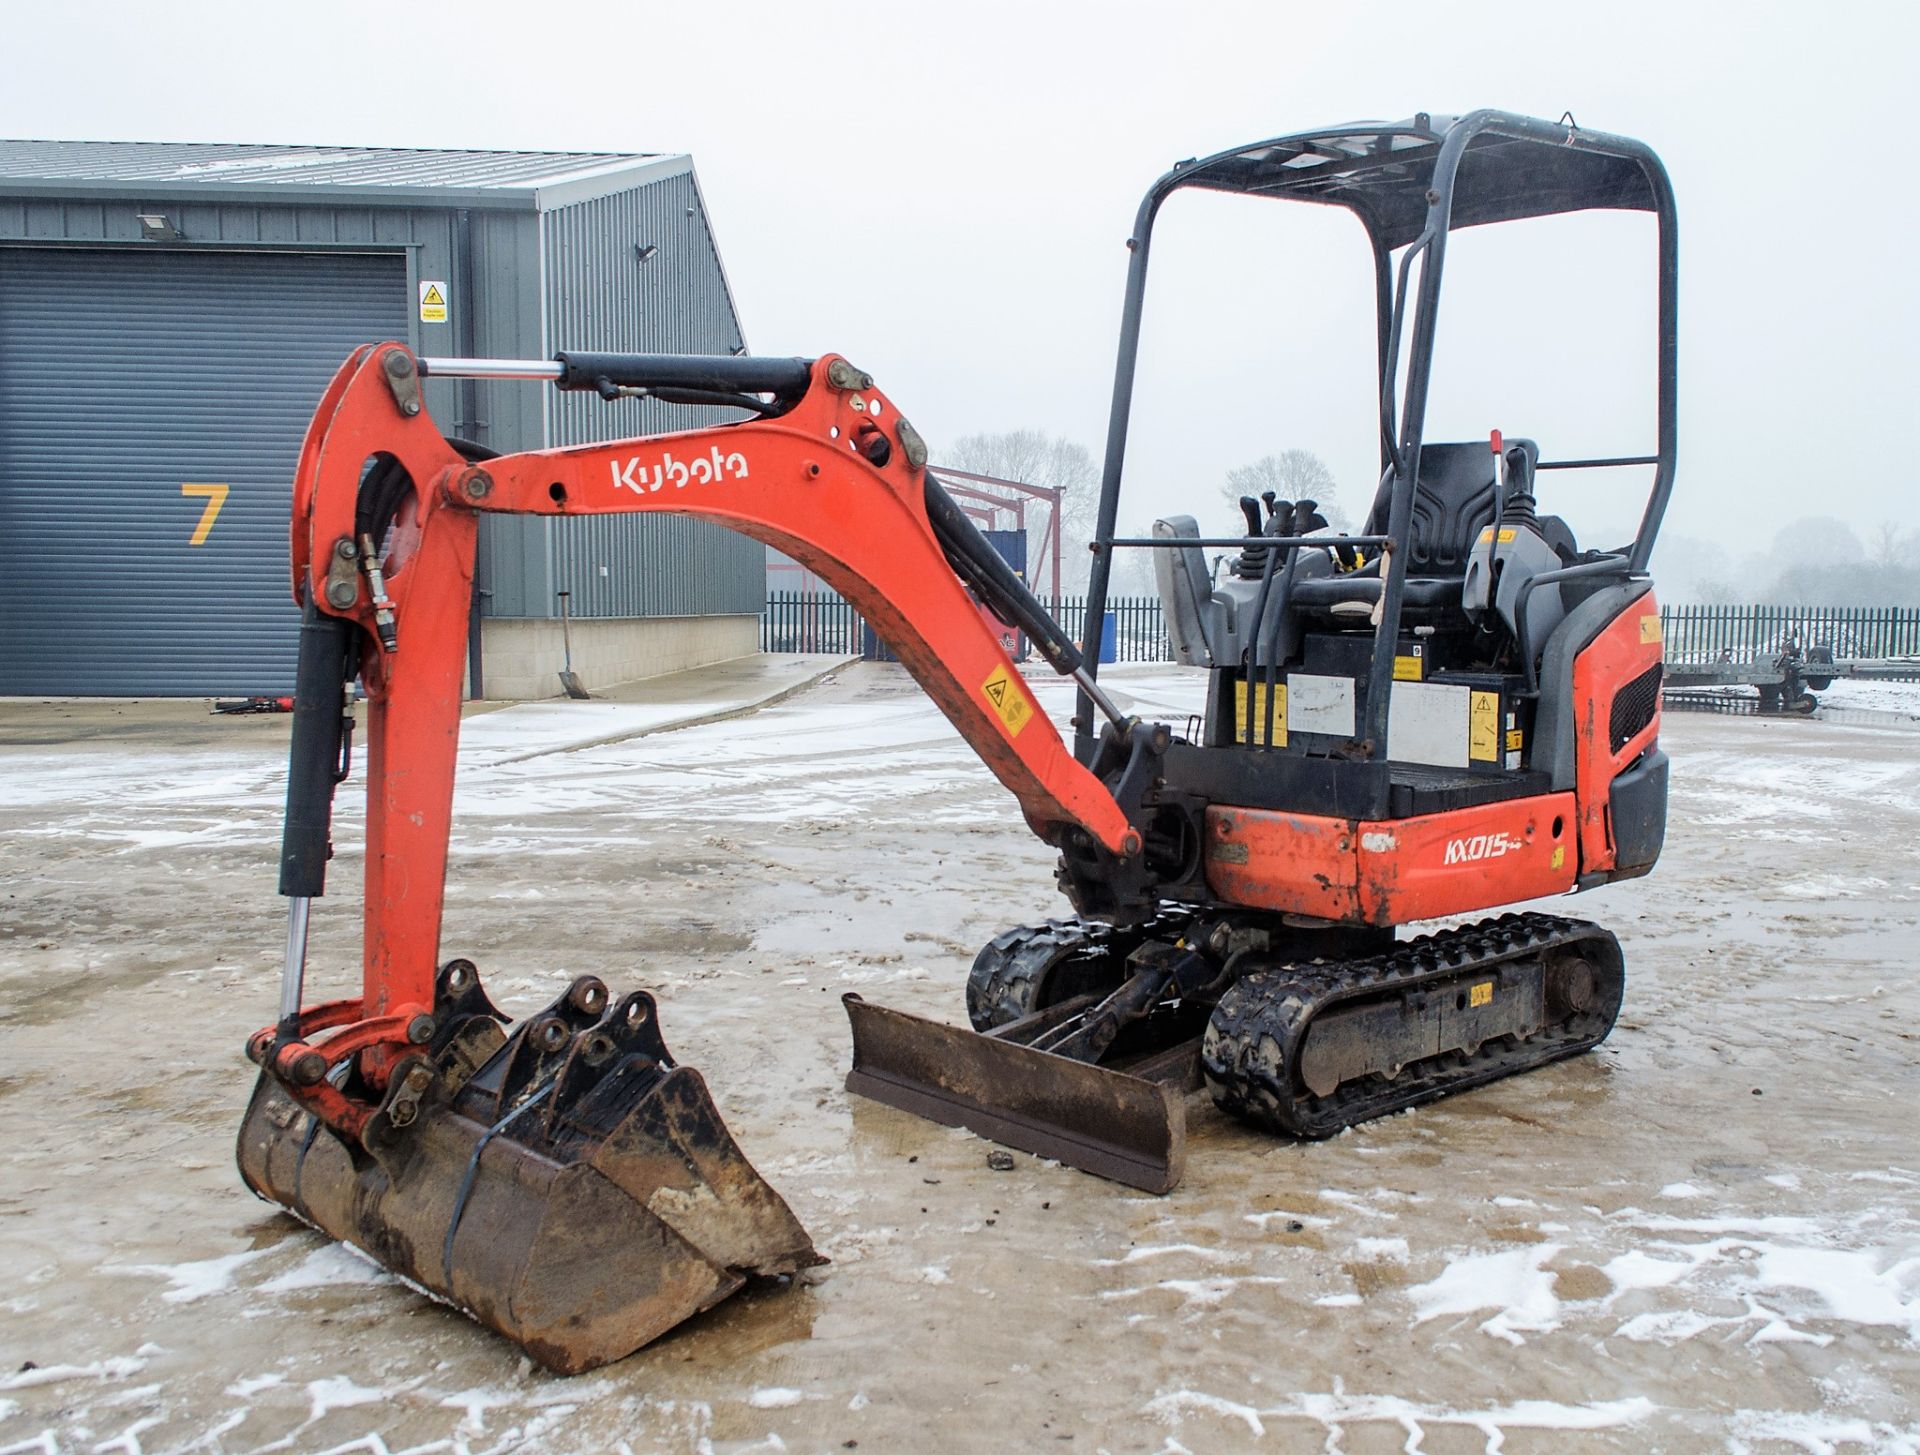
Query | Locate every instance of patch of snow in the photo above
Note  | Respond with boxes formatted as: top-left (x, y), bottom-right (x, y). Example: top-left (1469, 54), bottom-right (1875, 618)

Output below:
top-left (0, 1357), bottom-right (146, 1391)
top-left (1603, 1250), bottom-right (1698, 1293)
top-left (110, 1250), bottom-right (261, 1302)
top-left (1725, 1409), bottom-right (1885, 1455)
top-left (1353, 1237), bottom-right (1409, 1260)
top-left (225, 1372), bottom-right (286, 1398)
top-left (1314, 1293), bottom-right (1362, 1308)
top-left (1615, 1306), bottom-right (1751, 1344)
top-left (1147, 1388), bottom-right (1654, 1444)
top-left (1243, 1209), bottom-right (1331, 1229)
top-left (1144, 1390), bottom-right (1266, 1438)
top-left (1621, 1209), bottom-right (1821, 1237)
top-left (1747, 1319), bottom-right (1834, 1347)
top-left (1099, 1244), bottom-right (1242, 1266)
top-left (1659, 1181), bottom-right (1706, 1199)
top-left (305, 1375), bottom-right (385, 1423)
top-left (1753, 1245), bottom-right (1920, 1335)
top-left (747, 1387), bottom-right (807, 1410)
top-left (1408, 1244), bottom-right (1562, 1344)
top-left (439, 1385), bottom-right (523, 1436)
top-left (257, 1243), bottom-right (396, 1294)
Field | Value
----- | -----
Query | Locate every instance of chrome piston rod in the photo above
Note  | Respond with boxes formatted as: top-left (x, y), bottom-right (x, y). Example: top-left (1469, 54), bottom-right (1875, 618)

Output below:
top-left (279, 896), bottom-right (311, 1025)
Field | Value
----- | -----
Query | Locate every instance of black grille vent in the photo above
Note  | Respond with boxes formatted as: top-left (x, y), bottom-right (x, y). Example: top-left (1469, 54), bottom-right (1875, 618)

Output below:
top-left (1610, 662), bottom-right (1663, 752)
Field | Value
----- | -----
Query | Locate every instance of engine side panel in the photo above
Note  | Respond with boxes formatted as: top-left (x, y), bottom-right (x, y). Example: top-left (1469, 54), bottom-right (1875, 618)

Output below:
top-left (1203, 792), bottom-right (1579, 926)
top-left (1570, 592), bottom-right (1665, 873)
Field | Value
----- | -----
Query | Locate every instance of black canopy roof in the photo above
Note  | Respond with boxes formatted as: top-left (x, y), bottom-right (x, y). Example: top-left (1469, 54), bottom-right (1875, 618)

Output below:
top-left (1166, 111), bottom-right (1663, 250)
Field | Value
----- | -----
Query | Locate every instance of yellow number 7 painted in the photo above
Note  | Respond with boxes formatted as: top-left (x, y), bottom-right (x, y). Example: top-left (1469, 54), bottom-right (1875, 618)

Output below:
top-left (181, 482), bottom-right (230, 545)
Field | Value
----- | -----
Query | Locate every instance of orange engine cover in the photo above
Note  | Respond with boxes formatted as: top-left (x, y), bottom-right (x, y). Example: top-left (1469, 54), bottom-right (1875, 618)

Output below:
top-left (1203, 793), bottom-right (1579, 926)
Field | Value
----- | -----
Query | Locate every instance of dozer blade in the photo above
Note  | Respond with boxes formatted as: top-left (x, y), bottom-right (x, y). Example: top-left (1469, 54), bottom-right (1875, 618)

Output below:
top-left (238, 966), bottom-right (820, 1375)
top-left (842, 993), bottom-right (1197, 1194)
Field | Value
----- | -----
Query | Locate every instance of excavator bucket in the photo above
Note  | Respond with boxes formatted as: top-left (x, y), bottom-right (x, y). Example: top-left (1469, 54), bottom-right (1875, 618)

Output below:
top-left (238, 964), bottom-right (821, 1375)
top-left (843, 993), bottom-right (1200, 1194)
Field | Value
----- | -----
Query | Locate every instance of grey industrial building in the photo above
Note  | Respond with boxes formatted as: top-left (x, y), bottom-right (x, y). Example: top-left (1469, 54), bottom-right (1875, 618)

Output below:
top-left (0, 140), bottom-right (762, 698)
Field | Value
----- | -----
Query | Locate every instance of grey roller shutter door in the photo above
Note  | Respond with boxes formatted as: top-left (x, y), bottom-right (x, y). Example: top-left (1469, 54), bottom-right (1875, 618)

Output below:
top-left (0, 247), bottom-right (409, 695)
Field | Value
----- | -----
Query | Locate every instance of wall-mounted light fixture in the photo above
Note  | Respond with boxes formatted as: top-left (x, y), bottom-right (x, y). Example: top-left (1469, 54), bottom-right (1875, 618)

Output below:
top-left (634, 243), bottom-right (659, 263)
top-left (135, 212), bottom-right (181, 242)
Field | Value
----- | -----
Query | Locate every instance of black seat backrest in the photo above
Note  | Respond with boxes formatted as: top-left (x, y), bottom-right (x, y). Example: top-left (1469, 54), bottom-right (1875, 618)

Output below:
top-left (1363, 438), bottom-right (1539, 575)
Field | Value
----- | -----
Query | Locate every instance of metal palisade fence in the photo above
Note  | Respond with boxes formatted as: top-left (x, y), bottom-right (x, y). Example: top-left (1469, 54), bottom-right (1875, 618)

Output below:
top-left (1657, 604), bottom-right (1920, 663)
top-left (763, 592), bottom-right (1920, 668)
top-left (761, 593), bottom-right (1177, 662)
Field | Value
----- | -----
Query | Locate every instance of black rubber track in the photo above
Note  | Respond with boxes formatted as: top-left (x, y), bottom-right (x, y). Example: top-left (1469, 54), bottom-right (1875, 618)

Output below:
top-left (1201, 912), bottom-right (1624, 1138)
top-left (964, 913), bottom-right (1195, 1032)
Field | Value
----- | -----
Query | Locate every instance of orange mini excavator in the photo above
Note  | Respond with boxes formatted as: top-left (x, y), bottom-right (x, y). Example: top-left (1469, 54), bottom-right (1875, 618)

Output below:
top-left (239, 111), bottom-right (1675, 1372)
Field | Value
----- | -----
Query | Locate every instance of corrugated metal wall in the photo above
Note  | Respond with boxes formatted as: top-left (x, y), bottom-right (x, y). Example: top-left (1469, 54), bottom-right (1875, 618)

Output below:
top-left (538, 171), bottom-right (764, 620)
top-left (0, 246), bottom-right (409, 694)
top-left (0, 164), bottom-right (761, 695)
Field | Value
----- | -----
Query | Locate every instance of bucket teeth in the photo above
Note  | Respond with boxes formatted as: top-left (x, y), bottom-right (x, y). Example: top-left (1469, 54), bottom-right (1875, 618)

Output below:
top-left (237, 963), bottom-right (819, 1374)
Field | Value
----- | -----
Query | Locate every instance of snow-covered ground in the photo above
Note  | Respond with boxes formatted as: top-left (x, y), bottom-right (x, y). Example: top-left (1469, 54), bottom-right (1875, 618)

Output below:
top-left (2, 663), bottom-right (1918, 1453)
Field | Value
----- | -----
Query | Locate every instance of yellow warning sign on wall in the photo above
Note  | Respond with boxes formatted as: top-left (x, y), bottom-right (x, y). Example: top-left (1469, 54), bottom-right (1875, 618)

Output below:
top-left (418, 280), bottom-right (449, 324)
top-left (982, 669), bottom-right (1033, 737)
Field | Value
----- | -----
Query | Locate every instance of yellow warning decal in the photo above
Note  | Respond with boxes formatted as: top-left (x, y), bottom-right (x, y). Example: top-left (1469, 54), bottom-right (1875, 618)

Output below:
top-left (1232, 680), bottom-right (1287, 746)
top-left (982, 668), bottom-right (1034, 737)
top-left (1550, 844), bottom-right (1566, 871)
top-left (1640, 615), bottom-right (1663, 644)
top-left (1393, 651), bottom-right (1425, 681)
top-left (1468, 690), bottom-right (1499, 761)
top-left (1477, 527), bottom-right (1519, 544)
top-left (418, 280), bottom-right (449, 324)
top-left (1469, 981), bottom-right (1493, 1008)
top-left (1506, 727), bottom-right (1525, 751)
top-left (181, 482), bottom-right (229, 545)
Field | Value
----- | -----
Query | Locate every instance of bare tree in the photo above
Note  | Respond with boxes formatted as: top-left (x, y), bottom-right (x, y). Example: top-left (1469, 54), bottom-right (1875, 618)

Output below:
top-left (1870, 519), bottom-right (1917, 570)
top-left (939, 430), bottom-right (1101, 590)
top-left (1221, 450), bottom-right (1351, 531)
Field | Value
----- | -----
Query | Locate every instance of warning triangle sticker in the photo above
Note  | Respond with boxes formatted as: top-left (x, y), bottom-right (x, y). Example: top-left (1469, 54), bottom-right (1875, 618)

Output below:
top-left (985, 678), bottom-right (1008, 706)
top-left (421, 284), bottom-right (445, 306)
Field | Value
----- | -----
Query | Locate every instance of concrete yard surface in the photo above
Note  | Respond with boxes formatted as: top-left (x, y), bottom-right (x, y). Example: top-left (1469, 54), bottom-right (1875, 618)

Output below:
top-left (1, 663), bottom-right (1917, 1453)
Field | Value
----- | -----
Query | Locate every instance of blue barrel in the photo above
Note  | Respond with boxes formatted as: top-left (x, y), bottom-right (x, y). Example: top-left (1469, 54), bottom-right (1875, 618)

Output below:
top-left (1099, 610), bottom-right (1117, 664)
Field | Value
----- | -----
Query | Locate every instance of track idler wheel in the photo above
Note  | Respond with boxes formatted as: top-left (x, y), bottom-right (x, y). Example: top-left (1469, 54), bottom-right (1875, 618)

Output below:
top-left (236, 961), bottom-right (821, 1374)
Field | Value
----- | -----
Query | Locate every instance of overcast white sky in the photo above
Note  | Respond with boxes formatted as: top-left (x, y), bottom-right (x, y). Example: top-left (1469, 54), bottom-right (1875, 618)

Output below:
top-left (5, 1), bottom-right (1916, 569)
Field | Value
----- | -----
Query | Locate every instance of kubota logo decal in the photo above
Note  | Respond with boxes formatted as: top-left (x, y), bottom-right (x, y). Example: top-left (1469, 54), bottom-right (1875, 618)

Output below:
top-left (1443, 832), bottom-right (1525, 865)
top-left (611, 446), bottom-right (750, 494)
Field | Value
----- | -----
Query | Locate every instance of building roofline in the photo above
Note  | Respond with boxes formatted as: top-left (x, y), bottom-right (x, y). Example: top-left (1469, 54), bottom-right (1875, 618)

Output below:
top-left (0, 144), bottom-right (694, 212)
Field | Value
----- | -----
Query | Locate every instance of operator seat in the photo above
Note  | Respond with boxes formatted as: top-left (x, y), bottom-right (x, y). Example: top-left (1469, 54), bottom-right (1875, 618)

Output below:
top-left (1291, 439), bottom-right (1537, 615)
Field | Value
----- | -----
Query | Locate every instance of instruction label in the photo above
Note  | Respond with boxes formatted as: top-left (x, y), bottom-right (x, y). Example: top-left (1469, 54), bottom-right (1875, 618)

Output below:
top-left (982, 668), bottom-right (1034, 737)
top-left (1640, 614), bottom-right (1663, 645)
top-left (1468, 690), bottom-right (1499, 761)
top-left (418, 280), bottom-right (449, 324)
